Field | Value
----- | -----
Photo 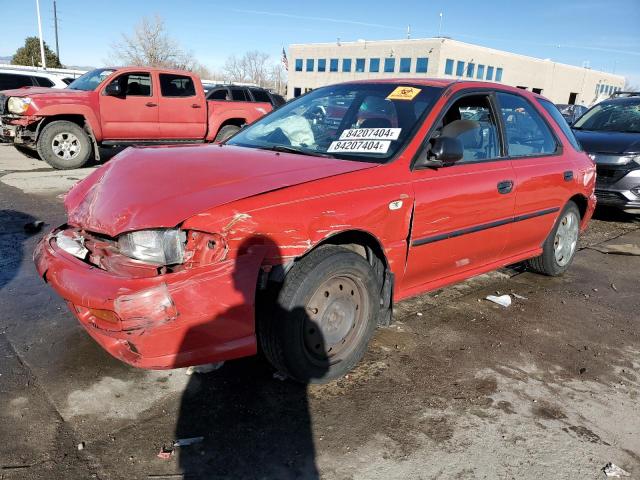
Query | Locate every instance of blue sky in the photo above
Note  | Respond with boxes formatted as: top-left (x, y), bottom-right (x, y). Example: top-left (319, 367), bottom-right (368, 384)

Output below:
top-left (2, 0), bottom-right (639, 83)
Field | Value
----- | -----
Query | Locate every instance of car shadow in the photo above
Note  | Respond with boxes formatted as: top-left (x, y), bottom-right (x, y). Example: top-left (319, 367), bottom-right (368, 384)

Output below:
top-left (0, 209), bottom-right (38, 292)
top-left (174, 235), bottom-right (327, 479)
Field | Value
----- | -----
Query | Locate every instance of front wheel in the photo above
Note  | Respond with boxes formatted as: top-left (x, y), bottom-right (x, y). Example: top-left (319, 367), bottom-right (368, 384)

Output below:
top-left (37, 120), bottom-right (92, 169)
top-left (214, 125), bottom-right (240, 142)
top-left (259, 245), bottom-right (381, 383)
top-left (526, 201), bottom-right (581, 276)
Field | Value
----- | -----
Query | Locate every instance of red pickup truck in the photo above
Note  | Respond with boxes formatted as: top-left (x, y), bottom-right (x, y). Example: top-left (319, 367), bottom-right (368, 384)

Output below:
top-left (0, 67), bottom-right (275, 168)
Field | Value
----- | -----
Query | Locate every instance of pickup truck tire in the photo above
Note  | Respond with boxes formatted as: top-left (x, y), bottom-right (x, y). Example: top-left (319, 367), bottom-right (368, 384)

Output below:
top-left (37, 121), bottom-right (92, 169)
top-left (526, 201), bottom-right (580, 276)
top-left (259, 245), bottom-right (380, 384)
top-left (214, 125), bottom-right (241, 142)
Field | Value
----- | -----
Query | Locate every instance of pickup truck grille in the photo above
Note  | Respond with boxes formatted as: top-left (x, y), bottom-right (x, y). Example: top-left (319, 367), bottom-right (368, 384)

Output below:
top-left (0, 94), bottom-right (6, 115)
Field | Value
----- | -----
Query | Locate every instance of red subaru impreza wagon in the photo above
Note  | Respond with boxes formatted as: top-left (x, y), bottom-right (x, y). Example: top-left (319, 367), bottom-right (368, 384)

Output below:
top-left (34, 79), bottom-right (596, 383)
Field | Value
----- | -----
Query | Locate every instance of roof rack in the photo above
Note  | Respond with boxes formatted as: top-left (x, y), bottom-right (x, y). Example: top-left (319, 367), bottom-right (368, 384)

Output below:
top-left (610, 91), bottom-right (640, 98)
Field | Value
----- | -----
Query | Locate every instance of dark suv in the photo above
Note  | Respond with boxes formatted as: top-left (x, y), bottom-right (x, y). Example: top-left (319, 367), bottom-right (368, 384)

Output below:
top-left (206, 85), bottom-right (285, 107)
top-left (572, 93), bottom-right (640, 209)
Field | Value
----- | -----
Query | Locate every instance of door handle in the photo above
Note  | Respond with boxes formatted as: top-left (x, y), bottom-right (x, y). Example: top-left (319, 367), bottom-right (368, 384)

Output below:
top-left (563, 170), bottom-right (574, 181)
top-left (497, 180), bottom-right (514, 194)
top-left (145, 102), bottom-right (157, 107)
top-left (191, 103), bottom-right (202, 108)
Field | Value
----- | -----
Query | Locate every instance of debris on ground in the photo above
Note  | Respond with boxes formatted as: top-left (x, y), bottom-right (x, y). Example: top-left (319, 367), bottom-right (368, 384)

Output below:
top-left (485, 294), bottom-right (512, 307)
top-left (273, 371), bottom-right (287, 381)
top-left (173, 437), bottom-right (204, 447)
top-left (611, 283), bottom-right (618, 292)
top-left (416, 312), bottom-right (423, 316)
top-left (602, 462), bottom-right (630, 477)
top-left (157, 446), bottom-right (173, 460)
top-left (185, 362), bottom-right (224, 375)
top-left (77, 442), bottom-right (85, 451)
top-left (512, 293), bottom-right (528, 300)
top-left (588, 244), bottom-right (640, 256)
top-left (23, 220), bottom-right (44, 234)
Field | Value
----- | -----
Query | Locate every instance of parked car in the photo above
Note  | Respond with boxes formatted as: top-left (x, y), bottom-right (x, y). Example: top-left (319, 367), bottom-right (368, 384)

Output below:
top-left (206, 84), bottom-right (286, 108)
top-left (556, 104), bottom-right (588, 125)
top-left (0, 68), bottom-right (68, 90)
top-left (0, 67), bottom-right (273, 169)
top-left (34, 80), bottom-right (595, 383)
top-left (572, 93), bottom-right (640, 209)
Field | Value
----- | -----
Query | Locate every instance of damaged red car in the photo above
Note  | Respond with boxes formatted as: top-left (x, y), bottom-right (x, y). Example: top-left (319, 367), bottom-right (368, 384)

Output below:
top-left (34, 79), bottom-right (596, 383)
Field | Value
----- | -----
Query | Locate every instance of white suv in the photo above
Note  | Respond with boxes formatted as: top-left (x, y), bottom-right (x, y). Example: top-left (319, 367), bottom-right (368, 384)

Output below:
top-left (0, 69), bottom-right (68, 90)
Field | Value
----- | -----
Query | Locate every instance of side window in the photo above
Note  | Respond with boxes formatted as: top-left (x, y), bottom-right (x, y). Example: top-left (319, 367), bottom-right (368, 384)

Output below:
top-left (538, 98), bottom-right (582, 151)
top-left (497, 92), bottom-right (557, 157)
top-left (159, 74), bottom-right (195, 97)
top-left (435, 95), bottom-right (501, 163)
top-left (249, 88), bottom-right (271, 103)
top-left (208, 88), bottom-right (229, 100)
top-left (230, 88), bottom-right (248, 101)
top-left (0, 73), bottom-right (34, 90)
top-left (108, 73), bottom-right (152, 96)
top-left (33, 76), bottom-right (54, 87)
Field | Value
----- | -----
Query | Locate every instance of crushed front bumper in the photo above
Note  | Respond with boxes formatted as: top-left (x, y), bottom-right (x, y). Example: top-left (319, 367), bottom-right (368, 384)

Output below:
top-left (0, 115), bottom-right (38, 145)
top-left (34, 228), bottom-right (263, 369)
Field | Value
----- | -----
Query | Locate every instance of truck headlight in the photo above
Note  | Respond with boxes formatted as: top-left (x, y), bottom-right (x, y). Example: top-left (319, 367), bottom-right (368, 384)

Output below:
top-left (118, 229), bottom-right (186, 265)
top-left (630, 154), bottom-right (640, 166)
top-left (7, 97), bottom-right (32, 114)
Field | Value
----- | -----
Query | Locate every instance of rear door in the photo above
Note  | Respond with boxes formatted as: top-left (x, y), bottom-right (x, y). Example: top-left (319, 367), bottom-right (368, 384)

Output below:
top-left (495, 92), bottom-right (571, 257)
top-left (99, 71), bottom-right (159, 139)
top-left (158, 73), bottom-right (206, 139)
top-left (404, 91), bottom-right (516, 291)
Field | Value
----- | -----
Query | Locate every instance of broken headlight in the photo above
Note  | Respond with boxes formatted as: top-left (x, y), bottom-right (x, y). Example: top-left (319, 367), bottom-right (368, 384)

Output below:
top-left (118, 229), bottom-right (186, 265)
top-left (7, 97), bottom-right (32, 114)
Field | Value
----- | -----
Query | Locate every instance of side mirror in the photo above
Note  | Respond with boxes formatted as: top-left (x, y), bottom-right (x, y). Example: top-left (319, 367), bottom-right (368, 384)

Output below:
top-left (104, 82), bottom-right (123, 96)
top-left (415, 136), bottom-right (464, 168)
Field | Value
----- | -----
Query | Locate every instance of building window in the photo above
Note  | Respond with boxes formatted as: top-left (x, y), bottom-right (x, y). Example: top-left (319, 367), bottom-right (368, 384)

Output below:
top-left (416, 57), bottom-right (428, 73)
top-left (444, 59), bottom-right (454, 75)
top-left (384, 57), bottom-right (395, 73)
top-left (306, 59), bottom-right (314, 72)
top-left (356, 58), bottom-right (365, 72)
top-left (342, 58), bottom-right (352, 72)
top-left (318, 59), bottom-right (326, 72)
top-left (330, 58), bottom-right (339, 72)
top-left (295, 59), bottom-right (303, 72)
top-left (293, 87), bottom-right (301, 97)
top-left (467, 62), bottom-right (475, 78)
top-left (456, 61), bottom-right (465, 76)
top-left (370, 58), bottom-right (380, 72)
top-left (399, 57), bottom-right (411, 73)
top-left (495, 68), bottom-right (503, 82)
top-left (486, 66), bottom-right (494, 81)
top-left (477, 64), bottom-right (485, 79)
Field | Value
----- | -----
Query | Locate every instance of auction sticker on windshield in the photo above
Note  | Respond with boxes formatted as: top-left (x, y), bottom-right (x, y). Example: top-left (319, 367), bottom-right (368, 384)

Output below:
top-left (386, 86), bottom-right (421, 101)
top-left (339, 128), bottom-right (401, 141)
top-left (328, 140), bottom-right (391, 154)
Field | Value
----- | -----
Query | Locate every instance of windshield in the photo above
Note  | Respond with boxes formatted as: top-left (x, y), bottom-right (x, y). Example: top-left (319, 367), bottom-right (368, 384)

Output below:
top-left (67, 68), bottom-right (116, 91)
top-left (573, 101), bottom-right (640, 133)
top-left (227, 83), bottom-right (442, 162)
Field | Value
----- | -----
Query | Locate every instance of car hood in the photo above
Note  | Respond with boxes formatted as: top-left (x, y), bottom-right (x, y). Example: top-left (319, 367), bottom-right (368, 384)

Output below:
top-left (0, 87), bottom-right (89, 99)
top-left (573, 129), bottom-right (640, 155)
top-left (65, 144), bottom-right (378, 237)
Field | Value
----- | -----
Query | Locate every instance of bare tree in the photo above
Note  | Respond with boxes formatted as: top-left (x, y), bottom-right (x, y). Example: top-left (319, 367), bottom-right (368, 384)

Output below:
top-left (222, 50), bottom-right (276, 87)
top-left (223, 55), bottom-right (248, 83)
top-left (623, 80), bottom-right (639, 92)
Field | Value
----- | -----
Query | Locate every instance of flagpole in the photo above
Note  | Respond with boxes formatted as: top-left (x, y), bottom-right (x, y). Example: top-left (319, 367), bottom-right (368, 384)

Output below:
top-left (36, 0), bottom-right (47, 69)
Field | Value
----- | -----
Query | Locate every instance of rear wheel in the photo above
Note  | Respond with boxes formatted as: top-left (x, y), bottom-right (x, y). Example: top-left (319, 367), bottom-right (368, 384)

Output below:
top-left (259, 245), bottom-right (380, 383)
top-left (526, 201), bottom-right (580, 276)
top-left (37, 120), bottom-right (92, 169)
top-left (214, 125), bottom-right (241, 142)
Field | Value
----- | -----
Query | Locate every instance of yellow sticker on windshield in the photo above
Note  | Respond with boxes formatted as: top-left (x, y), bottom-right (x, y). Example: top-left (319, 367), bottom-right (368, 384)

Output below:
top-left (386, 86), bottom-right (421, 101)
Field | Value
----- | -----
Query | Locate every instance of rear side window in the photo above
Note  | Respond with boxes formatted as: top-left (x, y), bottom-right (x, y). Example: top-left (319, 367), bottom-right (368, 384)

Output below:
top-left (207, 88), bottom-right (229, 100)
top-left (249, 88), bottom-right (271, 103)
top-left (33, 76), bottom-right (54, 87)
top-left (537, 98), bottom-right (582, 151)
top-left (230, 88), bottom-right (248, 101)
top-left (496, 92), bottom-right (557, 157)
top-left (0, 73), bottom-right (35, 90)
top-left (159, 74), bottom-right (195, 97)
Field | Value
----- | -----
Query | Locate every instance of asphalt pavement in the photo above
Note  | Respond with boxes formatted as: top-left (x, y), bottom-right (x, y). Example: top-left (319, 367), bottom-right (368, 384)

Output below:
top-left (0, 144), bottom-right (639, 480)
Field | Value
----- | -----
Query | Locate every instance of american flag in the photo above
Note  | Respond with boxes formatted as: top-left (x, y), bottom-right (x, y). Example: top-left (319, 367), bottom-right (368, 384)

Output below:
top-left (281, 47), bottom-right (288, 71)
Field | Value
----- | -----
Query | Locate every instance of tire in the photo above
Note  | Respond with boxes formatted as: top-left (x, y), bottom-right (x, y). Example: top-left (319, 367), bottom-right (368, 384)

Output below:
top-left (259, 245), bottom-right (381, 384)
top-left (214, 125), bottom-right (240, 142)
top-left (526, 201), bottom-right (581, 276)
top-left (14, 145), bottom-right (40, 159)
top-left (36, 120), bottom-right (92, 169)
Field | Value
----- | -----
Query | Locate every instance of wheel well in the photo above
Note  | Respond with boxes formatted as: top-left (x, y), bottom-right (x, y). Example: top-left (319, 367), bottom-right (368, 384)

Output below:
top-left (39, 114), bottom-right (86, 131)
top-left (219, 118), bottom-right (246, 130)
top-left (315, 230), bottom-right (388, 271)
top-left (568, 194), bottom-right (588, 219)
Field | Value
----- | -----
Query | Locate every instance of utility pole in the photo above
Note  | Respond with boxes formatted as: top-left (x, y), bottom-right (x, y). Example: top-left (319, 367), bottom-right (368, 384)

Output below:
top-left (438, 12), bottom-right (443, 37)
top-left (53, 0), bottom-right (60, 62)
top-left (35, 0), bottom-right (47, 69)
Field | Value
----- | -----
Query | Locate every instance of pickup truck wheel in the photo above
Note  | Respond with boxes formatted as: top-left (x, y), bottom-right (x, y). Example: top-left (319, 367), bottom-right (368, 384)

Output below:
top-left (214, 125), bottom-right (240, 142)
top-left (37, 121), bottom-right (92, 169)
top-left (526, 201), bottom-right (580, 276)
top-left (259, 245), bottom-right (380, 384)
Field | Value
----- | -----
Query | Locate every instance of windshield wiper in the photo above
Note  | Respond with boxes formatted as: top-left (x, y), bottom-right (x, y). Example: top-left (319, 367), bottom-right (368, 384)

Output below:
top-left (259, 145), bottom-right (334, 158)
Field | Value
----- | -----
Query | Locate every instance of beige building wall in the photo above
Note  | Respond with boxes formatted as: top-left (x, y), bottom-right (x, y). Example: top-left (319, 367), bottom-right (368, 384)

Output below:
top-left (287, 38), bottom-right (625, 105)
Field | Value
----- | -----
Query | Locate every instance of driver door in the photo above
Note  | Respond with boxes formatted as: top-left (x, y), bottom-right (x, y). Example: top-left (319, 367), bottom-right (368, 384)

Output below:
top-left (403, 91), bottom-right (516, 291)
top-left (99, 71), bottom-right (159, 139)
